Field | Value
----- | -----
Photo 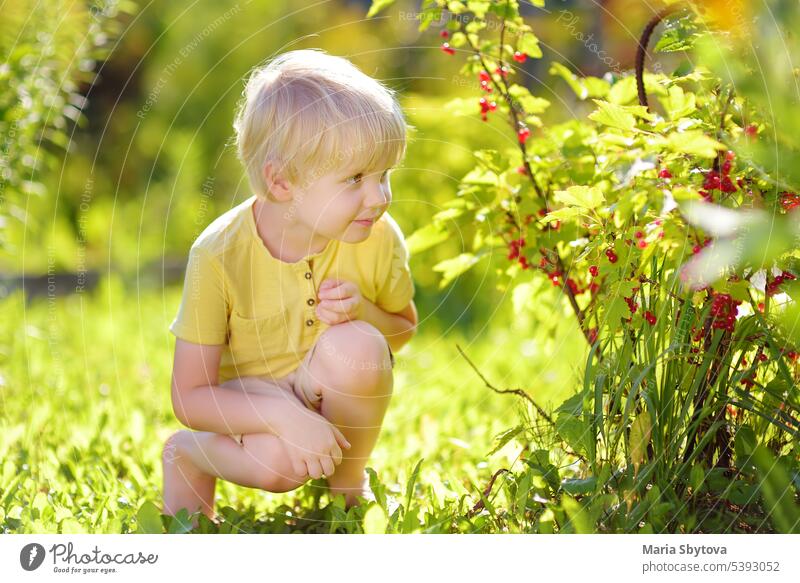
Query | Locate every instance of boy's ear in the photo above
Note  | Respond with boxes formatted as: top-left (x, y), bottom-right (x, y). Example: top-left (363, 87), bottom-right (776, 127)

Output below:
top-left (263, 161), bottom-right (293, 202)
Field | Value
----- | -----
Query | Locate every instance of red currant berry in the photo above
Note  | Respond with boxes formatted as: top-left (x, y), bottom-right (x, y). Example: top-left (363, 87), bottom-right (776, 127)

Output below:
top-left (780, 192), bottom-right (800, 211)
top-left (441, 43), bottom-right (455, 55)
top-left (513, 51), bottom-right (527, 63)
top-left (517, 127), bottom-right (531, 144)
top-left (659, 168), bottom-right (672, 179)
top-left (589, 265), bottom-right (599, 277)
top-left (440, 30), bottom-right (450, 38)
top-left (704, 170), bottom-right (721, 191)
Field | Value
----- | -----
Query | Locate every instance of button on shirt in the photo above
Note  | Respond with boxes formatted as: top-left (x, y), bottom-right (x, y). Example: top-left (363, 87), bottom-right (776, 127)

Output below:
top-left (169, 195), bottom-right (415, 383)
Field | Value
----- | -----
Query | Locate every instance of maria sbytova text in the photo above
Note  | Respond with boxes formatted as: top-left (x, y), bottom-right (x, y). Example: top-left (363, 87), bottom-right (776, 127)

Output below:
top-left (49, 543), bottom-right (158, 565)
top-left (643, 545), bottom-right (727, 558)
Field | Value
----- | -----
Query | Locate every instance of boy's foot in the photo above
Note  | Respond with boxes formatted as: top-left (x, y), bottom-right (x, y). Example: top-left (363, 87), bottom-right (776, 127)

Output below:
top-left (162, 431), bottom-right (217, 527)
top-left (343, 471), bottom-right (376, 509)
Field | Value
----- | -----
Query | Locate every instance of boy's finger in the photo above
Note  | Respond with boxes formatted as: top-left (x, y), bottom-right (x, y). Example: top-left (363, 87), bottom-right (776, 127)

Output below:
top-left (331, 443), bottom-right (343, 465)
top-left (317, 305), bottom-right (344, 324)
top-left (332, 426), bottom-right (351, 450)
top-left (291, 459), bottom-right (307, 478)
top-left (318, 287), bottom-right (351, 300)
top-left (305, 458), bottom-right (323, 480)
top-left (320, 456), bottom-right (336, 478)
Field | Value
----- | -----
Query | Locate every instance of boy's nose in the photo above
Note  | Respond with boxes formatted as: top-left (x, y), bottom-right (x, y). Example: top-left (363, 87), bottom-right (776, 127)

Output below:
top-left (366, 183), bottom-right (391, 210)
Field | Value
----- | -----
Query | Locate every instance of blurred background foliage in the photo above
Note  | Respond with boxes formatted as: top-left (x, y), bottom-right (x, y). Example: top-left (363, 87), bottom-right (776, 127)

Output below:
top-left (1, 0), bottom-right (696, 334)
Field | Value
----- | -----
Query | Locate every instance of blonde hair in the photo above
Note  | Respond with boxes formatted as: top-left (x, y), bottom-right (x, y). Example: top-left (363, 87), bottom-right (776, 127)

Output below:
top-left (233, 49), bottom-right (407, 199)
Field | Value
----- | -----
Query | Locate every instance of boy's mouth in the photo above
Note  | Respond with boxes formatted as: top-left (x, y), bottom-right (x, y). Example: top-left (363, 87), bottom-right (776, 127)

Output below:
top-left (353, 217), bottom-right (375, 227)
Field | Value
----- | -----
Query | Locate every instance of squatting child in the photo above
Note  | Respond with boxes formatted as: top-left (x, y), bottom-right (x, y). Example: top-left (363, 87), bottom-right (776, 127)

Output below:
top-left (161, 49), bottom-right (418, 525)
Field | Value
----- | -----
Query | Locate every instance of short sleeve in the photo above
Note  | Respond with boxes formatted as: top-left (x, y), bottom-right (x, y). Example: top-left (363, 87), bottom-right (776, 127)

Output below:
top-left (169, 245), bottom-right (229, 345)
top-left (375, 214), bottom-right (415, 313)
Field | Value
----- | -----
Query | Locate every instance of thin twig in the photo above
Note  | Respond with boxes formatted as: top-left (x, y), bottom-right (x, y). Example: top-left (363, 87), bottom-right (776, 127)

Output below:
top-left (466, 468), bottom-right (510, 518)
top-left (461, 12), bottom-right (598, 353)
top-left (455, 344), bottom-right (589, 464)
top-left (636, 4), bottom-right (683, 110)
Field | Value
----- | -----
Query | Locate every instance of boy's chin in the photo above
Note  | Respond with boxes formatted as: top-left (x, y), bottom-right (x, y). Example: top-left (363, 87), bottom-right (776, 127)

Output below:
top-left (339, 222), bottom-right (373, 242)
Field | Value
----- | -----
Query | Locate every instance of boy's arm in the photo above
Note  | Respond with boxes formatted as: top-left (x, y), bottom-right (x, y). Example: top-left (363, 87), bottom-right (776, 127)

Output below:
top-left (358, 298), bottom-right (418, 353)
top-left (170, 339), bottom-right (305, 435)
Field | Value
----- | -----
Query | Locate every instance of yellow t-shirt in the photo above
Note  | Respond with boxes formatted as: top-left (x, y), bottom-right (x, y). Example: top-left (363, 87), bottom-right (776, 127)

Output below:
top-left (169, 195), bottom-right (415, 383)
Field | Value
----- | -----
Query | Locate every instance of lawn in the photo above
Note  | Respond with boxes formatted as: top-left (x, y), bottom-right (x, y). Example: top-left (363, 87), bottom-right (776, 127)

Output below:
top-left (0, 274), bottom-right (585, 533)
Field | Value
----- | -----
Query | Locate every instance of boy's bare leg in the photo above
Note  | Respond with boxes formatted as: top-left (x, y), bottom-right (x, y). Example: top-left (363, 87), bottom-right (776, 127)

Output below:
top-left (302, 320), bottom-right (394, 508)
top-left (161, 380), bottom-right (310, 527)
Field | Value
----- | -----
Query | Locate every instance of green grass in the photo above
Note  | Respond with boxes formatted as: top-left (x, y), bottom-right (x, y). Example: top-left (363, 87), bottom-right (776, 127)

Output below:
top-left (0, 274), bottom-right (585, 533)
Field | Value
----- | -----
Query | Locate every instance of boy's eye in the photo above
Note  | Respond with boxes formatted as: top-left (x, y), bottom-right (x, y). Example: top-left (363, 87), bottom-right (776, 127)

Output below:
top-left (346, 173), bottom-right (363, 185)
top-left (345, 169), bottom-right (391, 185)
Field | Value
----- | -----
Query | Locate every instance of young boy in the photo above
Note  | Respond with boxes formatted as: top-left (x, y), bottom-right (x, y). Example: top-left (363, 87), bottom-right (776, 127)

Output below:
top-left (162, 49), bottom-right (417, 526)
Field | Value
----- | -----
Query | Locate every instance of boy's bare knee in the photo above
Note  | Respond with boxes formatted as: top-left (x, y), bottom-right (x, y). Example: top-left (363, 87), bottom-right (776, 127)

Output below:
top-left (240, 433), bottom-right (309, 492)
top-left (314, 321), bottom-right (393, 393)
top-left (162, 430), bottom-right (187, 464)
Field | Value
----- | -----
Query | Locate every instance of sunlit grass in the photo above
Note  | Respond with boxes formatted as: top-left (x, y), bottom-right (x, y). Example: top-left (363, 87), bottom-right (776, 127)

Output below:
top-left (0, 274), bottom-right (584, 533)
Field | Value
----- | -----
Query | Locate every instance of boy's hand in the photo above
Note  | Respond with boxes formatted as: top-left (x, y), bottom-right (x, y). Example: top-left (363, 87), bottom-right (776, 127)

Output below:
top-left (279, 408), bottom-right (351, 480)
top-left (315, 278), bottom-right (364, 324)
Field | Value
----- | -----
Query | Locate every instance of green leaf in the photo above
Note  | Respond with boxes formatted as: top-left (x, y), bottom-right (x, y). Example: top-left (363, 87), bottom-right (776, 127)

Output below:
top-left (751, 445), bottom-right (800, 533)
top-left (135, 501), bottom-right (164, 534)
top-left (467, 1), bottom-right (490, 18)
top-left (406, 223), bottom-right (449, 255)
top-left (449, 32), bottom-right (467, 48)
top-left (363, 504), bottom-right (388, 534)
top-left (549, 63), bottom-right (611, 100)
top-left (629, 411), bottom-right (652, 470)
top-left (489, 425), bottom-right (525, 456)
top-left (462, 167), bottom-right (498, 185)
top-left (405, 458), bottom-right (424, 513)
top-left (167, 509), bottom-right (194, 533)
top-left (589, 100), bottom-right (636, 132)
top-left (518, 33), bottom-right (542, 59)
top-left (667, 131), bottom-right (725, 158)
top-left (555, 391), bottom-right (585, 417)
top-left (654, 18), bottom-right (699, 53)
top-left (555, 415), bottom-right (590, 457)
top-left (561, 477), bottom-right (597, 496)
top-left (433, 252), bottom-right (486, 288)
top-left (543, 206), bottom-right (583, 222)
top-left (561, 495), bottom-right (593, 533)
top-left (689, 464), bottom-right (706, 493)
top-left (554, 185), bottom-right (605, 209)
top-left (366, 0), bottom-right (396, 18)
top-left (662, 85), bottom-right (696, 120)
top-left (508, 84), bottom-right (550, 114)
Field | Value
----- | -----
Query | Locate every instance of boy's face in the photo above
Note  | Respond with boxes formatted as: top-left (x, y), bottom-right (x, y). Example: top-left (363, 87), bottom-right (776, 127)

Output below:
top-left (291, 163), bottom-right (393, 243)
